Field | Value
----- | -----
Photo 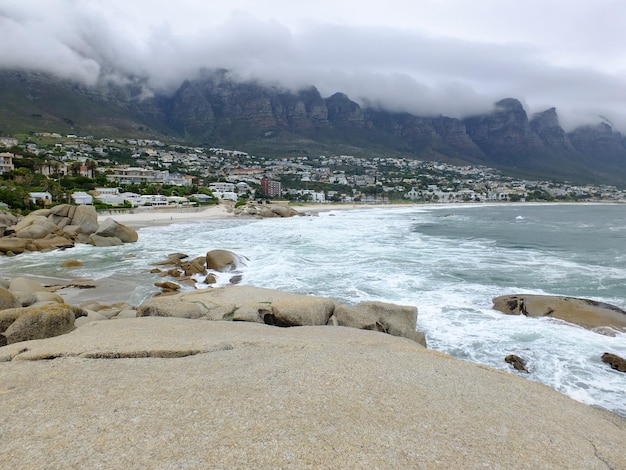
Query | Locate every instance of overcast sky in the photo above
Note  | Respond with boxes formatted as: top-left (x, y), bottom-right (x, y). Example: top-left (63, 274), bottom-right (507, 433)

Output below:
top-left (1, 0), bottom-right (625, 129)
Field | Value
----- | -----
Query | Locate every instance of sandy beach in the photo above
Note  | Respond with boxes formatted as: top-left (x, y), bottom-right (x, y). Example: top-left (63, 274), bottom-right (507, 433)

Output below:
top-left (97, 202), bottom-right (410, 228)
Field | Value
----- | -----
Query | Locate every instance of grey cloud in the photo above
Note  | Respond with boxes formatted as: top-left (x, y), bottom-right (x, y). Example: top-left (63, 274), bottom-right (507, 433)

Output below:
top-left (1, 1), bottom-right (625, 130)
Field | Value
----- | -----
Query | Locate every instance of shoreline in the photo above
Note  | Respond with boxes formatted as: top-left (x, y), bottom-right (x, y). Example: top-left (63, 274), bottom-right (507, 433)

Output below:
top-left (98, 200), bottom-right (626, 230)
top-left (97, 201), bottom-right (414, 229)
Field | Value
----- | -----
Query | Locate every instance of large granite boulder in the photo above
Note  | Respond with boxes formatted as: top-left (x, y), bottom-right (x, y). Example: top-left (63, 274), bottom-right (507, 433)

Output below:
top-left (0, 319), bottom-right (624, 469)
top-left (205, 249), bottom-right (242, 272)
top-left (0, 238), bottom-right (28, 254)
top-left (15, 216), bottom-right (61, 239)
top-left (29, 236), bottom-right (74, 251)
top-left (1, 303), bottom-right (76, 344)
top-left (8, 277), bottom-right (50, 307)
top-left (89, 234), bottom-right (123, 247)
top-left (70, 205), bottom-right (100, 234)
top-left (492, 294), bottom-right (626, 333)
top-left (333, 300), bottom-right (425, 346)
top-left (94, 218), bottom-right (138, 243)
top-left (137, 286), bottom-right (425, 344)
top-left (0, 204), bottom-right (137, 255)
top-left (235, 203), bottom-right (301, 218)
top-left (264, 296), bottom-right (335, 326)
top-left (0, 210), bottom-right (18, 228)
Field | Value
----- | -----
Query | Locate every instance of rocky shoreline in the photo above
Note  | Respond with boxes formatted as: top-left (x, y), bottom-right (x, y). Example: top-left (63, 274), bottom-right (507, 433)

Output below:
top-left (2, 209), bottom-right (626, 467)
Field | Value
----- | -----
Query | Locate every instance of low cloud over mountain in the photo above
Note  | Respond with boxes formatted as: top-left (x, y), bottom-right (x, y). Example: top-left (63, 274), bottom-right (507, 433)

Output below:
top-left (2, 1), bottom-right (626, 131)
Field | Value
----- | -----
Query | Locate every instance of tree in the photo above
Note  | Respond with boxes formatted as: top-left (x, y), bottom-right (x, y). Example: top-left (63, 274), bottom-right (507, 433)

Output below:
top-left (70, 161), bottom-right (82, 176)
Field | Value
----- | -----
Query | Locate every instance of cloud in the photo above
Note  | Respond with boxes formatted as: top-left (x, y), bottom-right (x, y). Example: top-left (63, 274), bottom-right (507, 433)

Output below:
top-left (1, 1), bottom-right (625, 130)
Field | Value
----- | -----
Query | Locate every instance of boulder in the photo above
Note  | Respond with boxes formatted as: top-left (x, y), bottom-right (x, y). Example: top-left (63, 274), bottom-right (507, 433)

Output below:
top-left (492, 294), bottom-right (626, 333)
top-left (8, 277), bottom-right (52, 307)
top-left (271, 205), bottom-right (300, 217)
top-left (155, 281), bottom-right (181, 291)
top-left (136, 286), bottom-right (426, 344)
top-left (32, 291), bottom-right (65, 304)
top-left (60, 260), bottom-right (83, 268)
top-left (89, 234), bottom-right (123, 247)
top-left (0, 210), bottom-right (18, 227)
top-left (30, 236), bottom-right (74, 251)
top-left (205, 249), bottom-right (242, 272)
top-left (14, 216), bottom-right (60, 239)
top-left (95, 218), bottom-right (138, 243)
top-left (263, 296), bottom-right (335, 326)
top-left (138, 296), bottom-right (212, 319)
top-left (505, 354), bottom-right (529, 373)
top-left (180, 257), bottom-right (207, 276)
top-left (334, 301), bottom-right (425, 346)
top-left (0, 238), bottom-right (28, 254)
top-left (601, 352), bottom-right (626, 372)
top-left (2, 303), bottom-right (76, 344)
top-left (70, 205), bottom-right (100, 234)
top-left (49, 204), bottom-right (74, 218)
top-left (0, 304), bottom-right (23, 332)
top-left (0, 287), bottom-right (20, 311)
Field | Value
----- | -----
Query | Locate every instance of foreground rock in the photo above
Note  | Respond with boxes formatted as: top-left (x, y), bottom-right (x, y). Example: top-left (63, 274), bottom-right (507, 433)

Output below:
top-left (492, 294), bottom-right (626, 333)
top-left (138, 285), bottom-right (426, 345)
top-left (0, 318), bottom-right (624, 469)
top-left (0, 205), bottom-right (138, 255)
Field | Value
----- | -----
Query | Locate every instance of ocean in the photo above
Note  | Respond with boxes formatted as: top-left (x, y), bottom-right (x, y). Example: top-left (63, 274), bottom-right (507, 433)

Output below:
top-left (2, 203), bottom-right (625, 416)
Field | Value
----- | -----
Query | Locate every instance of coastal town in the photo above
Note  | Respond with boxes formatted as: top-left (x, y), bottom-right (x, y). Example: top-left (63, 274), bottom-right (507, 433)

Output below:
top-left (1, 133), bottom-right (625, 211)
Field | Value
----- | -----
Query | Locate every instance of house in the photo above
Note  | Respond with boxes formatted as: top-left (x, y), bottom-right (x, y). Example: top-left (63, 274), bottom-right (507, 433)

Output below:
top-left (191, 193), bottom-right (215, 203)
top-left (0, 152), bottom-right (15, 174)
top-left (119, 192), bottom-right (145, 207)
top-left (29, 192), bottom-right (52, 206)
top-left (210, 182), bottom-right (236, 192)
top-left (106, 167), bottom-right (168, 184)
top-left (212, 191), bottom-right (238, 202)
top-left (0, 137), bottom-right (18, 148)
top-left (71, 191), bottom-right (93, 205)
top-left (96, 194), bottom-right (126, 206)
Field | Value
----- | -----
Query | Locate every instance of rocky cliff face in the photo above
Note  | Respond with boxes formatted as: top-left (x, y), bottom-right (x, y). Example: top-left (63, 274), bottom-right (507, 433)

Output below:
top-left (2, 70), bottom-right (626, 184)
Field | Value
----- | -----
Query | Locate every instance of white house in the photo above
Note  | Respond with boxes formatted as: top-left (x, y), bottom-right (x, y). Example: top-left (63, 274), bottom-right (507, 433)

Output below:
top-left (140, 195), bottom-right (168, 206)
top-left (210, 182), bottom-right (236, 192)
top-left (96, 194), bottom-right (126, 206)
top-left (29, 191), bottom-right (52, 206)
top-left (71, 191), bottom-right (93, 205)
top-left (119, 192), bottom-right (145, 207)
top-left (212, 191), bottom-right (238, 201)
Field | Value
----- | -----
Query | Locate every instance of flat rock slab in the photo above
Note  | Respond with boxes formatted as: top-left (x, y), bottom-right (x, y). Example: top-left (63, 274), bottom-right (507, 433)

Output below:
top-left (493, 294), bottom-right (626, 333)
top-left (1, 318), bottom-right (625, 469)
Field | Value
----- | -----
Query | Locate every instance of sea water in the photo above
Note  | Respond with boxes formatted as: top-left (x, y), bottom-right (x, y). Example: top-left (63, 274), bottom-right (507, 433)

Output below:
top-left (2, 203), bottom-right (625, 416)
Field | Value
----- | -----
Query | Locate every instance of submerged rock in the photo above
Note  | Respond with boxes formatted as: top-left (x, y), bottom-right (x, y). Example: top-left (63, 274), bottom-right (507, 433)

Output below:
top-left (505, 354), bottom-right (529, 373)
top-left (602, 352), bottom-right (626, 372)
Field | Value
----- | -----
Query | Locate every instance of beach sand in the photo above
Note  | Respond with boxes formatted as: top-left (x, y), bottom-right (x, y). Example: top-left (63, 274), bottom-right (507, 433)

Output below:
top-left (98, 202), bottom-right (414, 229)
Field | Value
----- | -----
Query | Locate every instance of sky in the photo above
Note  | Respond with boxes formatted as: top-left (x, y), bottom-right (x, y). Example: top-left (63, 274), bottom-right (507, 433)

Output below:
top-left (1, 0), bottom-right (626, 130)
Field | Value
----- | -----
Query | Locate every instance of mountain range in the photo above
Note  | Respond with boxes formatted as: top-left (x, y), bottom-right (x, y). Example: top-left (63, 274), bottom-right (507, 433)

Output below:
top-left (1, 69), bottom-right (626, 186)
